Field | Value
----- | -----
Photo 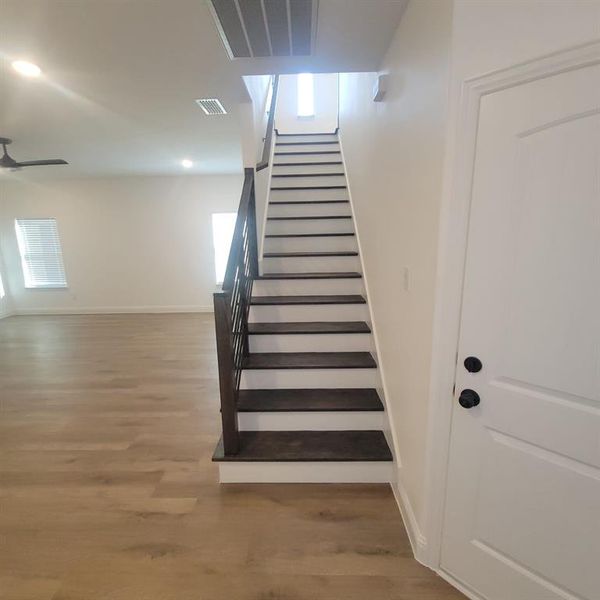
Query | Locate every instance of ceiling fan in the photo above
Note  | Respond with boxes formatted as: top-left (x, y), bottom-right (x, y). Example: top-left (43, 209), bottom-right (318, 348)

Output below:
top-left (1, 137), bottom-right (68, 170)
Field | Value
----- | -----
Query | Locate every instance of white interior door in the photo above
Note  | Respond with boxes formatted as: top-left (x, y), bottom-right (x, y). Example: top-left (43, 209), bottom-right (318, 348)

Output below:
top-left (441, 60), bottom-right (600, 600)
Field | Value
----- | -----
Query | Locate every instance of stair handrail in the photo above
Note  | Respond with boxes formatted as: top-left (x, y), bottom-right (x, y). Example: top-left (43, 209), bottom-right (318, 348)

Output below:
top-left (213, 75), bottom-right (279, 456)
top-left (256, 74), bottom-right (279, 172)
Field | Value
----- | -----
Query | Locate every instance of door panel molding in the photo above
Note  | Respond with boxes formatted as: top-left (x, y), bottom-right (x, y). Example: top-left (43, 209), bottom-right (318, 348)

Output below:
top-left (422, 39), bottom-right (600, 576)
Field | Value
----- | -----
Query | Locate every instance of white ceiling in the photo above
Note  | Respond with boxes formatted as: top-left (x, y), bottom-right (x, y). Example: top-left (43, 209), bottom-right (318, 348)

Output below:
top-left (0, 0), bottom-right (407, 180)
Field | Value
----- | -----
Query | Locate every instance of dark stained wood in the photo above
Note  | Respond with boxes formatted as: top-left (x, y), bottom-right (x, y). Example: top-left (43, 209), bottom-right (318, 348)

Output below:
top-left (265, 233), bottom-right (355, 238)
top-left (273, 161), bottom-right (343, 166)
top-left (275, 141), bottom-right (340, 146)
top-left (263, 251), bottom-right (358, 258)
top-left (251, 294), bottom-right (366, 305)
top-left (274, 151), bottom-right (341, 155)
top-left (256, 75), bottom-right (279, 171)
top-left (248, 321), bottom-right (371, 335)
top-left (213, 293), bottom-right (239, 455)
top-left (267, 215), bottom-right (352, 220)
top-left (272, 173), bottom-right (346, 177)
top-left (269, 200), bottom-right (349, 205)
top-left (275, 130), bottom-right (338, 136)
top-left (237, 388), bottom-right (384, 412)
top-left (258, 271), bottom-right (361, 279)
top-left (271, 185), bottom-right (347, 190)
top-left (213, 430), bottom-right (393, 462)
top-left (243, 352), bottom-right (377, 370)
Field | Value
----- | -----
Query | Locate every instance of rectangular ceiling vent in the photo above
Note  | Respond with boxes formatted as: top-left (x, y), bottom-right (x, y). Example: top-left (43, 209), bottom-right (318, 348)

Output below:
top-left (195, 98), bottom-right (228, 115)
top-left (209, 0), bottom-right (318, 59)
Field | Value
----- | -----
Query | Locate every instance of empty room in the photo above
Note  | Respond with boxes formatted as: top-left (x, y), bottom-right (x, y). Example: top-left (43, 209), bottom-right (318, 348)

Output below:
top-left (1, 1), bottom-right (599, 599)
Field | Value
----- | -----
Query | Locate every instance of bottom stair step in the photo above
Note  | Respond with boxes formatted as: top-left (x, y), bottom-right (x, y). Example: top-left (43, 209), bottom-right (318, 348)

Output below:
top-left (213, 430), bottom-right (392, 462)
top-left (238, 388), bottom-right (383, 412)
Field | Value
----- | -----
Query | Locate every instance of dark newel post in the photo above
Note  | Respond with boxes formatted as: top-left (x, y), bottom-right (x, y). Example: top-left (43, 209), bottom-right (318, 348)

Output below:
top-left (247, 182), bottom-right (259, 278)
top-left (213, 292), bottom-right (239, 455)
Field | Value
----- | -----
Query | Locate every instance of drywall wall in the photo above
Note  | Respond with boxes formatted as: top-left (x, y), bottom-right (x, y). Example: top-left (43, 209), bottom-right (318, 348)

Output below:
top-left (275, 73), bottom-right (338, 133)
top-left (0, 174), bottom-right (243, 314)
top-left (241, 74), bottom-right (273, 166)
top-left (338, 0), bottom-right (453, 538)
top-left (0, 247), bottom-right (12, 318)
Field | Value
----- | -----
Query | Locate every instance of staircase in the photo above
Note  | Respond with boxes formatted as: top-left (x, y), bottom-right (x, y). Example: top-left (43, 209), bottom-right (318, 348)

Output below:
top-left (213, 130), bottom-right (393, 483)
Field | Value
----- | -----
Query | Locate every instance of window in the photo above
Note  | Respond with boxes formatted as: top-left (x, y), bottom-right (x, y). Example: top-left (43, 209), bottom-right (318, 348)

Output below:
top-left (0, 272), bottom-right (5, 299)
top-left (211, 213), bottom-right (236, 285)
top-left (297, 73), bottom-right (314, 117)
top-left (15, 218), bottom-right (67, 289)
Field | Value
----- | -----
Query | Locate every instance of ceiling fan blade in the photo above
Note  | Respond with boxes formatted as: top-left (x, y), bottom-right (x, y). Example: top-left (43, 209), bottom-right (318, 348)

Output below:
top-left (15, 159), bottom-right (68, 167)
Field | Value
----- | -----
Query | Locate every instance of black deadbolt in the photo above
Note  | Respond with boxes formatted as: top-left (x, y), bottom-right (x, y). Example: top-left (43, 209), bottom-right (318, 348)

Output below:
top-left (458, 389), bottom-right (480, 409)
top-left (464, 356), bottom-right (483, 373)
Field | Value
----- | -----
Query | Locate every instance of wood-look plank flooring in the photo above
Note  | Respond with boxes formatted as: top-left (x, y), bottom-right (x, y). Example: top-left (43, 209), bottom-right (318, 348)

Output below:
top-left (0, 314), bottom-right (466, 600)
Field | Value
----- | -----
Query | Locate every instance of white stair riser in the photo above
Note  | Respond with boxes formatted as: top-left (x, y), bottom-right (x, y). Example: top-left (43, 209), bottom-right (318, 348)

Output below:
top-left (270, 187), bottom-right (348, 202)
top-left (240, 367), bottom-right (378, 389)
top-left (238, 411), bottom-right (383, 431)
top-left (249, 303), bottom-right (368, 322)
top-left (273, 163), bottom-right (344, 175)
top-left (266, 218), bottom-right (354, 235)
top-left (275, 143), bottom-right (340, 154)
top-left (268, 202), bottom-right (351, 218)
top-left (253, 278), bottom-right (364, 296)
top-left (271, 175), bottom-right (347, 188)
top-left (218, 461), bottom-right (392, 483)
top-left (262, 255), bottom-right (360, 273)
top-left (264, 236), bottom-right (357, 253)
top-left (249, 333), bottom-right (372, 353)
top-left (274, 153), bottom-right (342, 164)
top-left (276, 134), bottom-right (338, 143)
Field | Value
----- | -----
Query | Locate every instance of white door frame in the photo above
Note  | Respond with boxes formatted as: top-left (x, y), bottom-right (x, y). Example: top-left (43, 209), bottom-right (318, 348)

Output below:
top-left (421, 39), bottom-right (600, 581)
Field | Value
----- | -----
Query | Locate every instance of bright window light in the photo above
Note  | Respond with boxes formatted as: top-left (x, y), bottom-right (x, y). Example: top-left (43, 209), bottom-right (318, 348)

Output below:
top-left (15, 218), bottom-right (68, 289)
top-left (212, 213), bottom-right (236, 285)
top-left (0, 272), bottom-right (5, 299)
top-left (297, 73), bottom-right (314, 117)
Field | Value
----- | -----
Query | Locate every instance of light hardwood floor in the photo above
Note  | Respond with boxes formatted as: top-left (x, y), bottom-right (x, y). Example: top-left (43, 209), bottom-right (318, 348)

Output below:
top-left (0, 314), bottom-right (465, 600)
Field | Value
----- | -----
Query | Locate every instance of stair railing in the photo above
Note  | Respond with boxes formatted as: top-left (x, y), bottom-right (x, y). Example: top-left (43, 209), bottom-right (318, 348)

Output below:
top-left (213, 75), bottom-right (279, 456)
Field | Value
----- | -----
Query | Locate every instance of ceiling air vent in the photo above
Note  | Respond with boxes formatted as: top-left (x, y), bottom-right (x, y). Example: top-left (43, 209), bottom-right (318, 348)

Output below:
top-left (195, 98), bottom-right (228, 115)
top-left (209, 0), bottom-right (318, 59)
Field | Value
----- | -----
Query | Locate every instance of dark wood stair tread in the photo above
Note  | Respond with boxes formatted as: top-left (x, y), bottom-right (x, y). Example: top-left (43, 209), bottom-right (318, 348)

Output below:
top-left (276, 141), bottom-right (339, 146)
top-left (271, 185), bottom-right (347, 190)
top-left (269, 200), bottom-right (349, 205)
top-left (273, 161), bottom-right (343, 166)
top-left (267, 215), bottom-right (351, 220)
top-left (237, 388), bottom-right (383, 412)
top-left (274, 151), bottom-right (341, 155)
top-left (213, 430), bottom-right (392, 462)
top-left (258, 271), bottom-right (361, 279)
top-left (265, 233), bottom-right (355, 238)
top-left (272, 173), bottom-right (345, 177)
top-left (263, 251), bottom-right (358, 258)
top-left (243, 352), bottom-right (376, 370)
top-left (248, 321), bottom-right (371, 335)
top-left (251, 294), bottom-right (365, 305)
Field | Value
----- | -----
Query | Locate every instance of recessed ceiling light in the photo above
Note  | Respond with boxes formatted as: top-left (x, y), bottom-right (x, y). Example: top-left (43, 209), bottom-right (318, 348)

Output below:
top-left (11, 60), bottom-right (42, 78)
top-left (181, 159), bottom-right (193, 169)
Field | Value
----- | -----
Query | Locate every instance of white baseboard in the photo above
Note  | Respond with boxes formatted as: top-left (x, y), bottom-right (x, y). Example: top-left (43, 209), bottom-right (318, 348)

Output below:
top-left (0, 310), bottom-right (15, 320)
top-left (437, 569), bottom-right (487, 600)
top-left (391, 466), bottom-right (428, 565)
top-left (14, 305), bottom-right (213, 316)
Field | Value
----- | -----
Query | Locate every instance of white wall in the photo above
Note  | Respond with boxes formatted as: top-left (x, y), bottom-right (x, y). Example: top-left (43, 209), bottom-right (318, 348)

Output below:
top-left (0, 246), bottom-right (13, 318)
top-left (338, 0), bottom-right (453, 539)
top-left (0, 174), bottom-right (243, 314)
top-left (275, 73), bottom-right (339, 133)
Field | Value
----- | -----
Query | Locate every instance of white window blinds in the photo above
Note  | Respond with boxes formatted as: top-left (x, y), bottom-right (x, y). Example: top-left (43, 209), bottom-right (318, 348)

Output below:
top-left (15, 218), bottom-right (68, 288)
